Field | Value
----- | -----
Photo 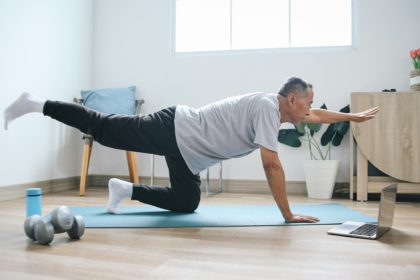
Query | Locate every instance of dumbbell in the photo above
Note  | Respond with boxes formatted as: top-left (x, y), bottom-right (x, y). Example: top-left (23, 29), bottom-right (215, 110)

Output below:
top-left (50, 205), bottom-right (74, 233)
top-left (24, 206), bottom-right (85, 245)
top-left (24, 215), bottom-right (55, 245)
top-left (48, 206), bottom-right (85, 240)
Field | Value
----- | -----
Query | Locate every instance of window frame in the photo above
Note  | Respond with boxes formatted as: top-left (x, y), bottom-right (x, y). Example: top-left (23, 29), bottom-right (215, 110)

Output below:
top-left (170, 0), bottom-right (357, 56)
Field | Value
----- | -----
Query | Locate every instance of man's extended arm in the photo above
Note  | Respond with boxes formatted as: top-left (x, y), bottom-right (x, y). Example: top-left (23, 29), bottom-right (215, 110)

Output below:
top-left (304, 106), bottom-right (379, 124)
top-left (260, 146), bottom-right (319, 223)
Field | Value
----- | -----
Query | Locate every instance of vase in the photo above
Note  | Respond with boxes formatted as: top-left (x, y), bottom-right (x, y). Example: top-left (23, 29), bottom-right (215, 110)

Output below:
top-left (303, 160), bottom-right (340, 199)
top-left (410, 69), bottom-right (420, 91)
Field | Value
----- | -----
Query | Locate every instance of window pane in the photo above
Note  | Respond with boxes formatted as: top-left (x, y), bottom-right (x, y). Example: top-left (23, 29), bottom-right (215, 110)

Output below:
top-left (291, 0), bottom-right (352, 47)
top-left (232, 0), bottom-right (289, 50)
top-left (176, 0), bottom-right (230, 52)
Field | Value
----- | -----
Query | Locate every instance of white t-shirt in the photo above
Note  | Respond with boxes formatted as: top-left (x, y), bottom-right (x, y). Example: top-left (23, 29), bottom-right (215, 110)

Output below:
top-left (174, 92), bottom-right (281, 175)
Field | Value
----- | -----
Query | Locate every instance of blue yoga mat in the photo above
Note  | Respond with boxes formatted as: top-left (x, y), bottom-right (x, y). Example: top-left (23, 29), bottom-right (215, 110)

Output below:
top-left (68, 203), bottom-right (376, 228)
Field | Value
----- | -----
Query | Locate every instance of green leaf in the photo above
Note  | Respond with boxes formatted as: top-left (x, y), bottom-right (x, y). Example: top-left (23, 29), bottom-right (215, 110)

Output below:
top-left (294, 126), bottom-right (305, 136)
top-left (335, 121), bottom-right (349, 135)
top-left (340, 104), bottom-right (350, 113)
top-left (320, 104), bottom-right (350, 146)
top-left (296, 123), bottom-right (306, 134)
top-left (278, 129), bottom-right (302, 147)
top-left (320, 123), bottom-right (335, 146)
top-left (332, 133), bottom-right (344, 146)
top-left (307, 122), bottom-right (322, 133)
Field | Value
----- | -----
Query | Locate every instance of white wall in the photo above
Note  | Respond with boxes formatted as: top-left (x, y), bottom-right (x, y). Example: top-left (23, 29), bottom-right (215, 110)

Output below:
top-left (0, 0), bottom-right (93, 187)
top-left (0, 0), bottom-right (418, 188)
top-left (90, 0), bottom-right (420, 183)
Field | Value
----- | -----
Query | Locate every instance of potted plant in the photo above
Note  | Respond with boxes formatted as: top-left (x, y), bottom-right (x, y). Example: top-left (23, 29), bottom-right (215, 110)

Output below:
top-left (409, 48), bottom-right (420, 91)
top-left (278, 104), bottom-right (350, 199)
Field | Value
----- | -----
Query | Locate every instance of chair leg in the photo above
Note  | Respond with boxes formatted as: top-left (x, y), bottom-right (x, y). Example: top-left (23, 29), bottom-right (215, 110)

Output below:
top-left (126, 151), bottom-right (139, 184)
top-left (79, 140), bottom-right (93, 196)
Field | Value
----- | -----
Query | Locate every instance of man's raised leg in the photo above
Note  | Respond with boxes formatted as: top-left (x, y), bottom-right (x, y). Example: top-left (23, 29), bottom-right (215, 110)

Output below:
top-left (3, 92), bottom-right (45, 130)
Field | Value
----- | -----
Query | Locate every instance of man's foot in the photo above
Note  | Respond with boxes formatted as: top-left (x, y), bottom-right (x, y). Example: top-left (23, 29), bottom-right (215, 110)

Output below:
top-left (106, 178), bottom-right (133, 214)
top-left (3, 92), bottom-right (45, 130)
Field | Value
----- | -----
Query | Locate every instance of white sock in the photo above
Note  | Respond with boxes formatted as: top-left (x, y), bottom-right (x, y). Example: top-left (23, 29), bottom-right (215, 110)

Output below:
top-left (106, 178), bottom-right (133, 214)
top-left (3, 92), bottom-right (45, 130)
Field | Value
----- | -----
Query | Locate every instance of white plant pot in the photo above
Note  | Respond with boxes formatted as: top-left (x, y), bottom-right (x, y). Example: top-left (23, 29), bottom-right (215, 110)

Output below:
top-left (303, 160), bottom-right (340, 199)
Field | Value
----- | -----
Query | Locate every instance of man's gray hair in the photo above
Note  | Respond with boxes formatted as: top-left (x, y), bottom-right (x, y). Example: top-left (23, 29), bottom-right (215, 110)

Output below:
top-left (278, 77), bottom-right (309, 97)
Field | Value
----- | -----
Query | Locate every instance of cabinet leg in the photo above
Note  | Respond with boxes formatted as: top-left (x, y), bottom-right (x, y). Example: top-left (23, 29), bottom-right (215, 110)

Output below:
top-left (349, 129), bottom-right (354, 200)
top-left (356, 147), bottom-right (368, 201)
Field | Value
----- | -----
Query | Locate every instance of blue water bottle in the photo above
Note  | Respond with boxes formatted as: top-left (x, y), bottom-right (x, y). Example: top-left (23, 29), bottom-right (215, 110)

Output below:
top-left (26, 188), bottom-right (42, 216)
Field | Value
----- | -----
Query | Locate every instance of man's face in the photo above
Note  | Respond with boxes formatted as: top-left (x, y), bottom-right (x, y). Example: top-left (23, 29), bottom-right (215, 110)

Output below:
top-left (290, 88), bottom-right (313, 124)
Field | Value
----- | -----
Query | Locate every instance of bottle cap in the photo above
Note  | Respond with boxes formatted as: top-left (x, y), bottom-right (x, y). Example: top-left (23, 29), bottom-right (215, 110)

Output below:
top-left (26, 188), bottom-right (42, 196)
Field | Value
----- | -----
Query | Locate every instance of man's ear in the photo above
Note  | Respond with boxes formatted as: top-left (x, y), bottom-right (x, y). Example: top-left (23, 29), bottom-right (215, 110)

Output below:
top-left (288, 94), bottom-right (294, 105)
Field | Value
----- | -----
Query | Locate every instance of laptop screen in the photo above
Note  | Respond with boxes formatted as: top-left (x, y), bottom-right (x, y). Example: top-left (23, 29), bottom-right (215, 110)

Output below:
top-left (377, 184), bottom-right (397, 235)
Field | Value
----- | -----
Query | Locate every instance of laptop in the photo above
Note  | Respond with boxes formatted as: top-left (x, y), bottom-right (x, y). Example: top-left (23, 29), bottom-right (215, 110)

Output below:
top-left (327, 184), bottom-right (397, 240)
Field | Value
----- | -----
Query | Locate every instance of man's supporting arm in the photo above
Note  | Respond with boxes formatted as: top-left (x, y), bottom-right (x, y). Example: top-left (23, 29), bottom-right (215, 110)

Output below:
top-left (260, 146), bottom-right (319, 223)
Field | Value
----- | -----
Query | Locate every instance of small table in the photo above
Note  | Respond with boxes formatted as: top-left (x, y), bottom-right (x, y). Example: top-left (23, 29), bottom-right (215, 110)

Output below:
top-left (350, 92), bottom-right (420, 201)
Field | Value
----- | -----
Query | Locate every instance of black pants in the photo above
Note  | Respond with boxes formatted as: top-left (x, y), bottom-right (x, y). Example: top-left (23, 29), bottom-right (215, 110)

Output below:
top-left (43, 101), bottom-right (201, 213)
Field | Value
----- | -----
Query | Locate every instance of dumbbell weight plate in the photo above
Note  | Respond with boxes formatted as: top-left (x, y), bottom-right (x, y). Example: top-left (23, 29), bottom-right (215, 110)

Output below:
top-left (23, 215), bottom-right (41, 240)
top-left (67, 215), bottom-right (85, 240)
top-left (34, 219), bottom-right (54, 245)
top-left (51, 206), bottom-right (74, 233)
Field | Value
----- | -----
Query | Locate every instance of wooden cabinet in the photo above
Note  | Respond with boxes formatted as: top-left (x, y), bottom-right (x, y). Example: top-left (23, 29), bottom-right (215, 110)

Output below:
top-left (350, 92), bottom-right (420, 201)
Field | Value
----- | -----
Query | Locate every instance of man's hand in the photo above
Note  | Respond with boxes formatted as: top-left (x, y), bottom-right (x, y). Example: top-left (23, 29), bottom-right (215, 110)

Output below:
top-left (285, 214), bottom-right (320, 223)
top-left (350, 106), bottom-right (379, 123)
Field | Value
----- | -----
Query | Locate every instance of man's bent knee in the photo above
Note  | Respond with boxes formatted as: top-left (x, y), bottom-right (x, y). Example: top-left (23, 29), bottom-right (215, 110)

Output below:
top-left (174, 196), bottom-right (200, 213)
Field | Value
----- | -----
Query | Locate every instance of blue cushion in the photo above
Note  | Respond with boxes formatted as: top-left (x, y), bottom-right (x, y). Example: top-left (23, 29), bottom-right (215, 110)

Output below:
top-left (81, 86), bottom-right (136, 115)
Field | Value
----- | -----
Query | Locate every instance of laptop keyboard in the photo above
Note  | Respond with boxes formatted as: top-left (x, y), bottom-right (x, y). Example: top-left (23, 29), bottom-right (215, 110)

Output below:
top-left (350, 223), bottom-right (377, 236)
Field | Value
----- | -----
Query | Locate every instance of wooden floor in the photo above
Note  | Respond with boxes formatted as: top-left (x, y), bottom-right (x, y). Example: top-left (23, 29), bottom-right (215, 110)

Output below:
top-left (0, 187), bottom-right (419, 280)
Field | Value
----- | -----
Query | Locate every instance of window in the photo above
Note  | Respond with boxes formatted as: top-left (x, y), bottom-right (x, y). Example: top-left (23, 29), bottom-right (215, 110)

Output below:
top-left (174, 0), bottom-right (353, 53)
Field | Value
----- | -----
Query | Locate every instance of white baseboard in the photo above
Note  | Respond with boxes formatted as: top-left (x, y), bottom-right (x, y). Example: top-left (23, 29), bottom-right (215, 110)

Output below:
top-left (88, 175), bottom-right (306, 194)
top-left (0, 175), bottom-right (350, 201)
top-left (0, 177), bottom-right (79, 202)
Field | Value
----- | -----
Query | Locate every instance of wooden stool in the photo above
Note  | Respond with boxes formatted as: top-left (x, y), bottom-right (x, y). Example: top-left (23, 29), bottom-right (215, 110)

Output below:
top-left (74, 97), bottom-right (144, 196)
top-left (79, 135), bottom-right (139, 196)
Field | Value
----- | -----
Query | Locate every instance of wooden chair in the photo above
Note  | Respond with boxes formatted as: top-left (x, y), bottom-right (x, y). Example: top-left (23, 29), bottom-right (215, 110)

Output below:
top-left (74, 98), bottom-right (145, 196)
